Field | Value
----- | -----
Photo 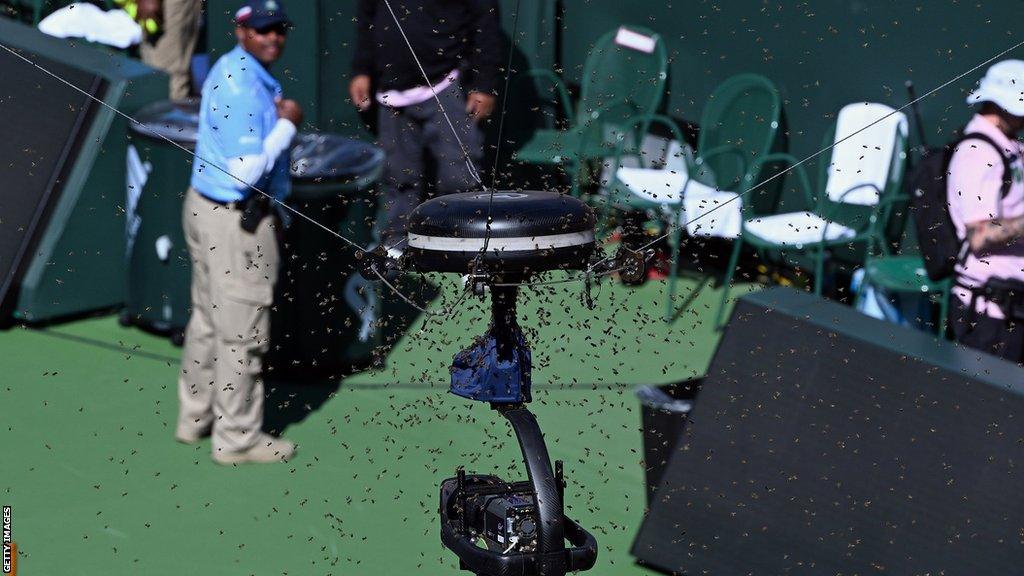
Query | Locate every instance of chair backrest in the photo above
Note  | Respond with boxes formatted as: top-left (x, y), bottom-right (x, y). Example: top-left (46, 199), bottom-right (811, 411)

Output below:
top-left (698, 74), bottom-right (783, 193)
top-left (820, 103), bottom-right (909, 240)
top-left (824, 102), bottom-right (908, 206)
top-left (575, 25), bottom-right (668, 128)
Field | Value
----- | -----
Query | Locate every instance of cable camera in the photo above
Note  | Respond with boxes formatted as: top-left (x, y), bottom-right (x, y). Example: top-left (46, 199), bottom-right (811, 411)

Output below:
top-left (362, 191), bottom-right (601, 576)
top-left (441, 472), bottom-right (550, 554)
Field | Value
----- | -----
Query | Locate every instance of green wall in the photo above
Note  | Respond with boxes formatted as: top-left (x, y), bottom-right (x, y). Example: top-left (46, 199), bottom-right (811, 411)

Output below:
top-left (558, 0), bottom-right (1023, 161)
top-left (206, 0), bottom-right (1023, 160)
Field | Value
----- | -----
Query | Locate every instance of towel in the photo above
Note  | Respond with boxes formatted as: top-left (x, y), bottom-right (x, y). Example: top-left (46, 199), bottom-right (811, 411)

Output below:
top-left (744, 211), bottom-right (856, 247)
top-left (39, 3), bottom-right (142, 49)
top-left (825, 102), bottom-right (908, 206)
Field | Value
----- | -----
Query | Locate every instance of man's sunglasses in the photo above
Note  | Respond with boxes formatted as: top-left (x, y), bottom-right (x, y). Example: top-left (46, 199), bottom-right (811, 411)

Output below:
top-left (250, 23), bottom-right (289, 36)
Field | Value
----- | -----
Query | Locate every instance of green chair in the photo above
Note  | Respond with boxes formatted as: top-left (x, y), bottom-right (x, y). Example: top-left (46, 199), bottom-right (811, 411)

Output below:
top-left (855, 195), bottom-right (951, 335)
top-left (512, 25), bottom-right (668, 196)
top-left (715, 102), bottom-right (910, 328)
top-left (601, 74), bottom-right (785, 321)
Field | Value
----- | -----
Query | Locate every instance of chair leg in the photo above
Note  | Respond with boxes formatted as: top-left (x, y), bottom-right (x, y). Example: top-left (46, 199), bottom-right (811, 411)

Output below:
top-left (715, 236), bottom-right (744, 330)
top-left (938, 287), bottom-right (950, 337)
top-left (569, 160), bottom-right (586, 198)
top-left (853, 269), bottom-right (868, 310)
top-left (814, 245), bottom-right (827, 296)
top-left (664, 220), bottom-right (683, 323)
top-left (597, 194), bottom-right (612, 239)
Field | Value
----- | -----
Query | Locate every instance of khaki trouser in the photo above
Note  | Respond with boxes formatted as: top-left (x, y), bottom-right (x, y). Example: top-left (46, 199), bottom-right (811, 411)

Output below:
top-left (140, 0), bottom-right (203, 100)
top-left (177, 188), bottom-right (279, 453)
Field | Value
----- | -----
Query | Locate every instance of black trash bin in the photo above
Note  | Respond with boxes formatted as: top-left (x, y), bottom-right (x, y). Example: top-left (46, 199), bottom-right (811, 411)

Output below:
top-left (266, 134), bottom-right (387, 379)
top-left (123, 100), bottom-right (199, 345)
top-left (636, 380), bottom-right (699, 505)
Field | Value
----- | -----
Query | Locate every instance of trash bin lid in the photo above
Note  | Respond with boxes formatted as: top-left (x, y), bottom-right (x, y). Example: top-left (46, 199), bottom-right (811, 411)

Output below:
top-left (128, 99), bottom-right (200, 148)
top-left (290, 133), bottom-right (384, 187)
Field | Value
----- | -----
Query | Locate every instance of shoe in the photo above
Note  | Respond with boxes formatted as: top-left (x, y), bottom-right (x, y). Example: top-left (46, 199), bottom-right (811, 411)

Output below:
top-left (175, 423), bottom-right (211, 444)
top-left (212, 433), bottom-right (296, 465)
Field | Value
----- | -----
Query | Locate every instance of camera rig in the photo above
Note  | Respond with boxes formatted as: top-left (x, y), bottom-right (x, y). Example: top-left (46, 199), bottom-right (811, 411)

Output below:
top-left (359, 190), bottom-right (650, 576)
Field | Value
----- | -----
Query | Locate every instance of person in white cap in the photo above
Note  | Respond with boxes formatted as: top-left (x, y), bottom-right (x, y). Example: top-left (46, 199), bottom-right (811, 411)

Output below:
top-left (947, 59), bottom-right (1024, 363)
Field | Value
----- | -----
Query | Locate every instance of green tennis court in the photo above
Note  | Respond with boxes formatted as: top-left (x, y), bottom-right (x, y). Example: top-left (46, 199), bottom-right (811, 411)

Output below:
top-left (1, 276), bottom-right (753, 575)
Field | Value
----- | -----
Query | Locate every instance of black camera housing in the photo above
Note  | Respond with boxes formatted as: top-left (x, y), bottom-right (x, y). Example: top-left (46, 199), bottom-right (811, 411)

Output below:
top-left (446, 474), bottom-right (539, 553)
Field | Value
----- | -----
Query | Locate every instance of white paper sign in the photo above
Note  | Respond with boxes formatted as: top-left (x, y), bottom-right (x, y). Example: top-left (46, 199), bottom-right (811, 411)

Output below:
top-left (615, 27), bottom-right (656, 54)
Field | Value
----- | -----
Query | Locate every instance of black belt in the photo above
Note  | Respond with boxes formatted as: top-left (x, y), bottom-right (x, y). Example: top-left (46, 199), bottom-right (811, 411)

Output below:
top-left (198, 192), bottom-right (241, 209)
top-left (195, 189), bottom-right (274, 233)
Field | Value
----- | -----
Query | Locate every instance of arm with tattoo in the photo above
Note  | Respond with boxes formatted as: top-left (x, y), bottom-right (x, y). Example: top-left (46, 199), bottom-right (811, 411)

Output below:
top-left (966, 216), bottom-right (1024, 254)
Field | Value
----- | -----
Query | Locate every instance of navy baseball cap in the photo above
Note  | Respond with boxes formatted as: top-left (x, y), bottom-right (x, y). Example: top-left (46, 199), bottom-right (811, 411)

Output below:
top-left (234, 0), bottom-right (292, 29)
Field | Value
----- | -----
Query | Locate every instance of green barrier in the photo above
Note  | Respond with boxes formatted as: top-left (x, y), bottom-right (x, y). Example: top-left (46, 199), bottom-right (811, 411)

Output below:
top-left (0, 18), bottom-right (166, 323)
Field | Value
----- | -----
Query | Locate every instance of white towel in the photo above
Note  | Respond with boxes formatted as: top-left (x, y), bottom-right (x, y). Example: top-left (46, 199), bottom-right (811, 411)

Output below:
top-left (825, 103), bottom-right (908, 206)
top-left (615, 167), bottom-right (742, 238)
top-left (744, 211), bottom-right (856, 248)
top-left (39, 3), bottom-right (142, 49)
top-left (615, 166), bottom-right (688, 204)
top-left (681, 189), bottom-right (742, 238)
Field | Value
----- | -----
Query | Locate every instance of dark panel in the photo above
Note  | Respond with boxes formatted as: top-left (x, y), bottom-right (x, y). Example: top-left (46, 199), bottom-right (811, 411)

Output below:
top-left (0, 47), bottom-right (102, 317)
top-left (633, 288), bottom-right (1024, 575)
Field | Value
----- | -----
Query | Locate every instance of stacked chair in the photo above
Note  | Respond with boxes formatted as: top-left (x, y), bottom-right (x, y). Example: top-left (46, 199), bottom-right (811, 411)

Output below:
top-left (714, 102), bottom-right (910, 327)
top-left (602, 74), bottom-right (785, 321)
top-left (854, 197), bottom-right (951, 335)
top-left (512, 25), bottom-right (668, 197)
top-left (509, 22), bottom-right (935, 333)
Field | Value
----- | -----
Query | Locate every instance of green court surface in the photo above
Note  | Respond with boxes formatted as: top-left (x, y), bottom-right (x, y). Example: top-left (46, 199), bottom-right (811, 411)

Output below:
top-left (0, 276), bottom-right (754, 575)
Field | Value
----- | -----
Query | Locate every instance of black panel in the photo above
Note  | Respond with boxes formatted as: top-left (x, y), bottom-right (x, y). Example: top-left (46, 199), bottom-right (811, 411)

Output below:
top-left (633, 288), bottom-right (1024, 575)
top-left (0, 47), bottom-right (103, 318)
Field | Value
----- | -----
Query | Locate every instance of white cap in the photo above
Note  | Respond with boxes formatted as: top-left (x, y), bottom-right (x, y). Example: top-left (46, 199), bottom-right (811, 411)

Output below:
top-left (967, 59), bottom-right (1024, 117)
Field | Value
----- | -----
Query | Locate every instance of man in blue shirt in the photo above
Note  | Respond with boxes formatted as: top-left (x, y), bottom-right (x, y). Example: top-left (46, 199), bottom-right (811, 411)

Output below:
top-left (176, 0), bottom-right (302, 464)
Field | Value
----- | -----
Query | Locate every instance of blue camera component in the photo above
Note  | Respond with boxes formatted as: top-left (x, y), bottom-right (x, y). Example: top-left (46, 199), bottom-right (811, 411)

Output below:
top-left (450, 333), bottom-right (532, 404)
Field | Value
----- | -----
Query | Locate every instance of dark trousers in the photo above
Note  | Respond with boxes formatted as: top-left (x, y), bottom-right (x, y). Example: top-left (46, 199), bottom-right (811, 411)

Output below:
top-left (951, 297), bottom-right (1024, 364)
top-left (376, 85), bottom-right (483, 242)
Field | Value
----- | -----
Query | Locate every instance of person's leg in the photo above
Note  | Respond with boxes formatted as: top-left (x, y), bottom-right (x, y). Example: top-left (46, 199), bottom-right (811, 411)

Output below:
top-left (176, 188), bottom-right (216, 440)
top-left (427, 86), bottom-right (483, 196)
top-left (377, 104), bottom-right (426, 244)
top-left (206, 209), bottom-right (281, 457)
top-left (140, 0), bottom-right (202, 100)
top-left (1009, 320), bottom-right (1024, 365)
top-left (951, 298), bottom-right (1024, 363)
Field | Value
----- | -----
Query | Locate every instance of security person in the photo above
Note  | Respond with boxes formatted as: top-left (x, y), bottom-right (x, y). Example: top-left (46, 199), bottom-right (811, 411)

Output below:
top-left (176, 0), bottom-right (301, 464)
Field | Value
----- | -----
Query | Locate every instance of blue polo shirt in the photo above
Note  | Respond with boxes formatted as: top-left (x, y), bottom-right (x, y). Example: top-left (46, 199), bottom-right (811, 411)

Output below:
top-left (191, 45), bottom-right (291, 203)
